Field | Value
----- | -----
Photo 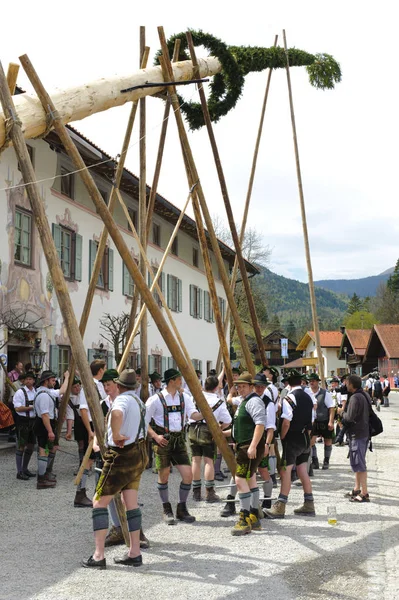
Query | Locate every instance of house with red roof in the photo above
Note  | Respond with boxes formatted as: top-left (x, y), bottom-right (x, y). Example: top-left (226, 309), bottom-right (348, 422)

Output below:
top-left (364, 325), bottom-right (399, 386)
top-left (338, 328), bottom-right (373, 376)
top-left (285, 330), bottom-right (346, 378)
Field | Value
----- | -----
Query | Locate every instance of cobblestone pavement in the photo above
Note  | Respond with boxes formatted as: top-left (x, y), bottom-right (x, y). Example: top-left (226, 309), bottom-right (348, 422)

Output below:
top-left (1, 395), bottom-right (398, 600)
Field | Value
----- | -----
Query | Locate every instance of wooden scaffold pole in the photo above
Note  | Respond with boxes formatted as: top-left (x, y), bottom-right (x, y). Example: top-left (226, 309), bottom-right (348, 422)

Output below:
top-left (14, 54), bottom-right (236, 475)
top-left (158, 27), bottom-right (255, 377)
top-left (282, 30), bottom-right (326, 387)
top-left (216, 35), bottom-right (278, 372)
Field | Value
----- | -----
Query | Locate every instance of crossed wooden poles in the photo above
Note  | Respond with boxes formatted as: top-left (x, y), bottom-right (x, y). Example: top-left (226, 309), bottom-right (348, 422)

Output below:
top-left (0, 26), bottom-right (326, 545)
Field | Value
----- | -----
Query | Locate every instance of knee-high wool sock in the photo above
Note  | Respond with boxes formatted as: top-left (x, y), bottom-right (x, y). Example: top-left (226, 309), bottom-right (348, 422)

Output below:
top-left (229, 476), bottom-right (237, 497)
top-left (77, 469), bottom-right (89, 491)
top-left (126, 508), bottom-right (141, 532)
top-left (179, 482), bottom-right (191, 503)
top-left (16, 450), bottom-right (23, 473)
top-left (46, 452), bottom-right (56, 473)
top-left (158, 482), bottom-right (169, 504)
top-left (214, 454), bottom-right (222, 473)
top-left (268, 456), bottom-right (277, 476)
top-left (22, 448), bottom-right (33, 472)
top-left (324, 445), bottom-right (332, 462)
top-left (250, 487), bottom-right (260, 511)
top-left (312, 446), bottom-right (318, 459)
top-left (239, 492), bottom-right (251, 512)
top-left (263, 479), bottom-right (273, 499)
top-left (92, 508), bottom-right (109, 531)
top-left (38, 456), bottom-right (48, 476)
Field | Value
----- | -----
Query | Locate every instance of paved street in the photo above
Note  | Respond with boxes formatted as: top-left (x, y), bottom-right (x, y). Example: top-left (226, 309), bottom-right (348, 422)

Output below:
top-left (1, 396), bottom-right (399, 600)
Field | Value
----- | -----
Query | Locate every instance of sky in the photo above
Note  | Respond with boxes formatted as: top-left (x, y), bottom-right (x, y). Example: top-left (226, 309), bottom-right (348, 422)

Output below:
top-left (2, 0), bottom-right (398, 283)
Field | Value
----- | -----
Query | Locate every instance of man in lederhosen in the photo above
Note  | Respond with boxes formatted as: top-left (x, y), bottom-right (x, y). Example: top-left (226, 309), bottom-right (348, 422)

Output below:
top-left (264, 369), bottom-right (315, 519)
top-left (308, 373), bottom-right (336, 470)
top-left (228, 372), bottom-right (266, 536)
top-left (82, 369), bottom-right (147, 569)
top-left (13, 371), bottom-right (37, 480)
top-left (34, 370), bottom-right (69, 489)
top-left (189, 375), bottom-right (232, 503)
top-left (253, 373), bottom-right (277, 511)
top-left (146, 368), bottom-right (203, 525)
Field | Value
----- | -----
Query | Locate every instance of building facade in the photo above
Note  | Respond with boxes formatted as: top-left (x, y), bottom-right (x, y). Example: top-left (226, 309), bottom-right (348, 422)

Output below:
top-left (295, 331), bottom-right (346, 378)
top-left (0, 125), bottom-right (256, 390)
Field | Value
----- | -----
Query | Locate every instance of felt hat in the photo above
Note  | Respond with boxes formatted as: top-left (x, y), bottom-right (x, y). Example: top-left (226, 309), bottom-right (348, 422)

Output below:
top-left (266, 366), bottom-right (279, 376)
top-left (18, 373), bottom-right (26, 381)
top-left (208, 369), bottom-right (217, 376)
top-left (308, 373), bottom-right (321, 382)
top-left (163, 368), bottom-right (182, 383)
top-left (287, 369), bottom-right (303, 380)
top-left (38, 370), bottom-right (57, 385)
top-left (113, 369), bottom-right (138, 389)
top-left (235, 371), bottom-right (254, 385)
top-left (254, 373), bottom-right (268, 386)
top-left (331, 377), bottom-right (340, 383)
top-left (24, 371), bottom-right (36, 380)
top-left (101, 369), bottom-right (119, 383)
top-left (135, 367), bottom-right (141, 375)
top-left (149, 371), bottom-right (162, 383)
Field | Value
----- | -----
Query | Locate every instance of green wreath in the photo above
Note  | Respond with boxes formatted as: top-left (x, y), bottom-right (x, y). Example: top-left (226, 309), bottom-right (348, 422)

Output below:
top-left (155, 30), bottom-right (342, 130)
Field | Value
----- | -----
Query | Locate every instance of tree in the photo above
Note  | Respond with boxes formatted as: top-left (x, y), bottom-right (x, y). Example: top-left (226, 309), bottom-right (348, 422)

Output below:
top-left (347, 293), bottom-right (362, 315)
top-left (344, 310), bottom-right (376, 329)
top-left (286, 320), bottom-right (297, 342)
top-left (211, 214), bottom-right (271, 267)
top-left (0, 307), bottom-right (43, 352)
top-left (99, 312), bottom-right (137, 364)
top-left (374, 283), bottom-right (399, 324)
top-left (362, 296), bottom-right (371, 312)
top-left (387, 259), bottom-right (399, 294)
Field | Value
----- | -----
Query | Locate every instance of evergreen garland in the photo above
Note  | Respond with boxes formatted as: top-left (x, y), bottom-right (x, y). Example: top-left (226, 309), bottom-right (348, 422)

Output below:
top-left (154, 30), bottom-right (342, 130)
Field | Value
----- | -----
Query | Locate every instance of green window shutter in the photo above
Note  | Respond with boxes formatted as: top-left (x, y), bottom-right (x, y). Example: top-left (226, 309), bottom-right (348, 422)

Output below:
top-left (50, 345), bottom-right (59, 377)
top-left (204, 291), bottom-right (209, 322)
top-left (89, 240), bottom-right (96, 281)
top-left (198, 288), bottom-right (203, 319)
top-left (108, 248), bottom-right (114, 291)
top-left (148, 271), bottom-right (152, 287)
top-left (87, 349), bottom-right (95, 363)
top-left (168, 356), bottom-right (173, 369)
top-left (167, 274), bottom-right (172, 308)
top-left (107, 352), bottom-right (114, 369)
top-left (178, 278), bottom-right (182, 312)
top-left (189, 284), bottom-right (194, 316)
top-left (199, 360), bottom-right (203, 373)
top-left (148, 355), bottom-right (153, 373)
top-left (52, 224), bottom-right (62, 261)
top-left (123, 262), bottom-right (130, 295)
top-left (161, 272), bottom-right (166, 295)
top-left (137, 353), bottom-right (141, 368)
top-left (75, 233), bottom-right (82, 281)
top-left (162, 356), bottom-right (167, 374)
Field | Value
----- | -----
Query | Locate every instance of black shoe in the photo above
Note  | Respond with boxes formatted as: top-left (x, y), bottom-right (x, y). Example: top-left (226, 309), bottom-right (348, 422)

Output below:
top-left (312, 457), bottom-right (320, 470)
top-left (220, 495), bottom-right (236, 517)
top-left (262, 498), bottom-right (272, 509)
top-left (114, 553), bottom-right (142, 567)
top-left (322, 461), bottom-right (329, 470)
top-left (176, 502), bottom-right (196, 523)
top-left (82, 556), bottom-right (106, 570)
top-left (214, 472), bottom-right (224, 482)
top-left (23, 469), bottom-right (36, 477)
top-left (17, 472), bottom-right (29, 481)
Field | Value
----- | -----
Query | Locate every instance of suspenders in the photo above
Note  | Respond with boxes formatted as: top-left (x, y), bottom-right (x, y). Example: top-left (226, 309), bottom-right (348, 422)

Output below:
top-left (156, 391), bottom-right (185, 433)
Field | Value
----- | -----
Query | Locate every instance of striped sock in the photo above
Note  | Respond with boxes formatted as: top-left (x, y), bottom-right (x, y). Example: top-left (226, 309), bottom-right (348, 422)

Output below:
top-left (179, 482), bottom-right (191, 503)
top-left (193, 479), bottom-right (202, 489)
top-left (304, 493), bottom-right (314, 503)
top-left (205, 480), bottom-right (215, 488)
top-left (278, 493), bottom-right (288, 504)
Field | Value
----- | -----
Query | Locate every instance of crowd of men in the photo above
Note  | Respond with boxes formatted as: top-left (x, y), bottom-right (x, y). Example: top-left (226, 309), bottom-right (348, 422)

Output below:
top-left (2, 358), bottom-right (387, 569)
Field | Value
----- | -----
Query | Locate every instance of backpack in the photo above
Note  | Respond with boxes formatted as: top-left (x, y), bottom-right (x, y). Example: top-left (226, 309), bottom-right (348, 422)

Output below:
top-left (359, 390), bottom-right (383, 437)
top-left (373, 380), bottom-right (382, 395)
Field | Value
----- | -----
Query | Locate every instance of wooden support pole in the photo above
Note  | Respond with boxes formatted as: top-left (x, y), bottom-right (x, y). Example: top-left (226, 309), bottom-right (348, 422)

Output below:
top-left (6, 63), bottom-right (19, 95)
top-left (0, 62), bottom-right (133, 547)
top-left (282, 30), bottom-right (325, 388)
top-left (139, 27), bottom-right (149, 402)
top-left (13, 55), bottom-right (236, 475)
top-left (53, 48), bottom-right (150, 439)
top-left (186, 31), bottom-right (267, 369)
top-left (158, 27), bottom-right (254, 377)
top-left (216, 35), bottom-right (278, 373)
top-left (118, 188), bottom-right (193, 372)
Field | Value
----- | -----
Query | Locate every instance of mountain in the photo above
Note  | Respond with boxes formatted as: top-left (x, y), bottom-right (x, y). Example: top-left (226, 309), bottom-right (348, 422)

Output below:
top-left (255, 267), bottom-right (348, 333)
top-left (314, 267), bottom-right (394, 298)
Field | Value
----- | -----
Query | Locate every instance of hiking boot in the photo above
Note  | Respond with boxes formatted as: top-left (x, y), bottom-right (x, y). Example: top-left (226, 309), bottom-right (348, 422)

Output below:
top-left (104, 526), bottom-right (124, 547)
top-left (322, 460), bottom-right (329, 470)
top-left (231, 510), bottom-right (251, 536)
top-left (312, 456), bottom-right (320, 469)
top-left (205, 487), bottom-right (220, 503)
top-left (37, 475), bottom-right (56, 489)
top-left (193, 486), bottom-right (202, 501)
top-left (74, 488), bottom-right (93, 508)
top-left (249, 511), bottom-right (262, 531)
top-left (176, 502), bottom-right (196, 523)
top-left (220, 495), bottom-right (236, 517)
top-left (17, 471), bottom-right (30, 481)
top-left (293, 501), bottom-right (316, 517)
top-left (139, 528), bottom-right (150, 549)
top-left (45, 471), bottom-right (57, 482)
top-left (163, 502), bottom-right (175, 525)
top-left (264, 500), bottom-right (286, 519)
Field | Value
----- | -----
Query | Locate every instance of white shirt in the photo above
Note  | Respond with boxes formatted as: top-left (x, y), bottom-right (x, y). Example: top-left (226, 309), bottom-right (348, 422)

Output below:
top-left (282, 386), bottom-right (316, 422)
top-left (188, 391), bottom-right (232, 425)
top-left (34, 387), bottom-right (61, 419)
top-left (145, 389), bottom-right (197, 431)
top-left (267, 382), bottom-right (279, 404)
top-left (65, 392), bottom-right (81, 420)
top-left (107, 391), bottom-right (146, 447)
top-left (365, 378), bottom-right (374, 391)
top-left (79, 379), bottom-right (107, 422)
top-left (13, 386), bottom-right (36, 418)
top-left (261, 393), bottom-right (277, 431)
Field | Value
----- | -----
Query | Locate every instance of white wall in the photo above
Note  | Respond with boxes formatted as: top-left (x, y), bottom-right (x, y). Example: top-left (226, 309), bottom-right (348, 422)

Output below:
top-left (304, 340), bottom-right (346, 377)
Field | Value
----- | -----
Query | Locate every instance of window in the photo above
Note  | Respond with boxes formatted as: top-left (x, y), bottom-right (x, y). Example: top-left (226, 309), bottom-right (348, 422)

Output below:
top-left (204, 291), bottom-right (215, 323)
top-left (193, 247), bottom-right (199, 268)
top-left (52, 224), bottom-right (82, 281)
top-left (148, 354), bottom-right (162, 374)
top-left (148, 269), bottom-right (165, 307)
top-left (89, 240), bottom-right (114, 291)
top-left (218, 296), bottom-right (226, 322)
top-left (50, 345), bottom-right (70, 377)
top-left (192, 358), bottom-right (203, 373)
top-left (128, 208), bottom-right (138, 232)
top-left (60, 165), bottom-right (75, 199)
top-left (128, 352), bottom-right (139, 370)
top-left (189, 285), bottom-right (202, 319)
top-left (18, 145), bottom-right (34, 171)
top-left (123, 262), bottom-right (135, 297)
top-left (167, 356), bottom-right (177, 369)
top-left (153, 223), bottom-right (161, 247)
top-left (171, 236), bottom-right (178, 256)
top-left (207, 361), bottom-right (213, 376)
top-left (14, 208), bottom-right (33, 266)
top-left (167, 275), bottom-right (183, 312)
